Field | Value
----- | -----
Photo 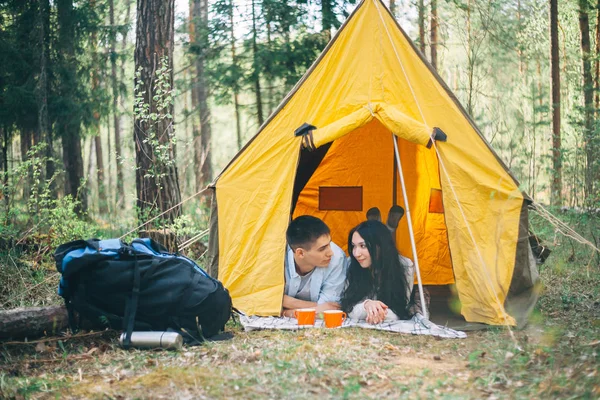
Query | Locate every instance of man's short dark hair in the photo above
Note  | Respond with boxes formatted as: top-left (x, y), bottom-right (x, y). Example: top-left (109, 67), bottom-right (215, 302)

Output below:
top-left (286, 215), bottom-right (330, 250)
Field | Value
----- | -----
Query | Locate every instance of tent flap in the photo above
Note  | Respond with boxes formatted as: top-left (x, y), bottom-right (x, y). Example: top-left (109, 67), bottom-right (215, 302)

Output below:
top-left (311, 102), bottom-right (432, 149)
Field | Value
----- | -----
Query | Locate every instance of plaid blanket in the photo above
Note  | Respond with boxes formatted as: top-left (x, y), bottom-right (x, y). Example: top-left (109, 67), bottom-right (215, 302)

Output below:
top-left (239, 313), bottom-right (467, 339)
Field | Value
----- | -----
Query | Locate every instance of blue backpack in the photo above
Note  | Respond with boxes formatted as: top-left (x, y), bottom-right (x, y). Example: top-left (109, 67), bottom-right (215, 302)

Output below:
top-left (54, 238), bottom-right (232, 346)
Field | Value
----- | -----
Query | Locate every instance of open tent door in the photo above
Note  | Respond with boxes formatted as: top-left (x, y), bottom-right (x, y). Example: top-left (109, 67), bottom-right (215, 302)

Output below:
top-left (293, 117), bottom-right (454, 287)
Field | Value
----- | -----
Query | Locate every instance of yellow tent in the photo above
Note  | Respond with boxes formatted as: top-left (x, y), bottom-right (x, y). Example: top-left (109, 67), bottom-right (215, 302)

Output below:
top-left (207, 0), bottom-right (539, 327)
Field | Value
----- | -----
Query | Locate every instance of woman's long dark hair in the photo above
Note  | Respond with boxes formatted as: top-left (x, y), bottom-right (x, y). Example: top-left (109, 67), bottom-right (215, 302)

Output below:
top-left (340, 220), bottom-right (411, 319)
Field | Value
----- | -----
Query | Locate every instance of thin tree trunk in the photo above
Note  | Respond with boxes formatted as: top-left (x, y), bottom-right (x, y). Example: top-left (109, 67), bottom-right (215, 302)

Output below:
top-left (20, 130), bottom-right (33, 200)
top-left (595, 0), bottom-right (600, 114)
top-left (230, 0), bottom-right (242, 150)
top-left (94, 135), bottom-right (106, 214)
top-left (106, 114), bottom-right (112, 210)
top-left (191, 0), bottom-right (212, 193)
top-left (110, 0), bottom-right (124, 203)
top-left (251, 0), bottom-right (264, 127)
top-left (418, 0), bottom-right (425, 55)
top-left (321, 0), bottom-right (333, 41)
top-left (189, 0), bottom-right (202, 194)
top-left (550, 0), bottom-right (562, 205)
top-left (116, 0), bottom-right (131, 208)
top-left (87, 137), bottom-right (95, 196)
top-left (91, 0), bottom-right (107, 215)
top-left (579, 0), bottom-right (594, 203)
top-left (466, 0), bottom-right (474, 115)
top-left (134, 0), bottom-right (181, 223)
top-left (37, 0), bottom-right (54, 193)
top-left (1, 127), bottom-right (9, 223)
top-left (430, 0), bottom-right (438, 70)
top-left (517, 0), bottom-right (523, 74)
top-left (182, 68), bottom-right (191, 195)
top-left (197, 0), bottom-right (212, 190)
top-left (266, 21), bottom-right (274, 116)
top-left (57, 0), bottom-right (87, 213)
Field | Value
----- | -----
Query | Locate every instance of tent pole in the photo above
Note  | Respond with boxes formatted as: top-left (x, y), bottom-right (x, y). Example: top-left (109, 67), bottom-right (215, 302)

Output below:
top-left (392, 134), bottom-right (428, 319)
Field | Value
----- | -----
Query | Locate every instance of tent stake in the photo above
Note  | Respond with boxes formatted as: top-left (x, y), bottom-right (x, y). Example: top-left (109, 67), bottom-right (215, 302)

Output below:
top-left (392, 134), bottom-right (428, 319)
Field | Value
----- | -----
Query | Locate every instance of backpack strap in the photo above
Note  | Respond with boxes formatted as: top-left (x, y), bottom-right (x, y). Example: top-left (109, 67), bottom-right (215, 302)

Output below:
top-left (122, 251), bottom-right (142, 349)
top-left (64, 299), bottom-right (78, 333)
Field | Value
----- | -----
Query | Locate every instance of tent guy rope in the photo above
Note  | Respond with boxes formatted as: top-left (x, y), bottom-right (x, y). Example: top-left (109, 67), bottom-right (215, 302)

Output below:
top-left (531, 202), bottom-right (600, 254)
top-left (119, 187), bottom-right (210, 241)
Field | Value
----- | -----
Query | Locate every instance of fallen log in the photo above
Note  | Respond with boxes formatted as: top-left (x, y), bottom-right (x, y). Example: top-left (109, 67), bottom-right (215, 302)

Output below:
top-left (0, 305), bottom-right (69, 340)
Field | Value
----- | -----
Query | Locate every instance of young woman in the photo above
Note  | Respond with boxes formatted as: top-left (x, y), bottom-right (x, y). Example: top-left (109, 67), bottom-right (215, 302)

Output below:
top-left (340, 220), bottom-right (426, 324)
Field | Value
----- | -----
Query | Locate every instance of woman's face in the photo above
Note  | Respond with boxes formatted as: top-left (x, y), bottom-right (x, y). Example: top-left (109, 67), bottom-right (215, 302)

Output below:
top-left (351, 231), bottom-right (372, 268)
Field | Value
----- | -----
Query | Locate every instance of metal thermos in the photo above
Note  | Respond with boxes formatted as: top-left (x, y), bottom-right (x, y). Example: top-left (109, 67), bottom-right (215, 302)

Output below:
top-left (119, 331), bottom-right (183, 350)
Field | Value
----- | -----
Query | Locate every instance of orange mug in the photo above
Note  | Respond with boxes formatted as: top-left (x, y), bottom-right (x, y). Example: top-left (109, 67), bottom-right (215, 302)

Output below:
top-left (323, 310), bottom-right (347, 328)
top-left (294, 308), bottom-right (316, 326)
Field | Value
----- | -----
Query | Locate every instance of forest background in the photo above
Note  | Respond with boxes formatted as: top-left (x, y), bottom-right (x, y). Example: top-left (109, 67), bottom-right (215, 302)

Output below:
top-left (1, 1), bottom-right (600, 398)
top-left (0, 0), bottom-right (598, 264)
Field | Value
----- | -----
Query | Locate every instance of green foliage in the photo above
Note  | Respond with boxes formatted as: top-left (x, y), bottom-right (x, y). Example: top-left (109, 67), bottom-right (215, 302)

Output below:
top-left (133, 57), bottom-right (177, 187)
top-left (0, 143), bottom-right (97, 253)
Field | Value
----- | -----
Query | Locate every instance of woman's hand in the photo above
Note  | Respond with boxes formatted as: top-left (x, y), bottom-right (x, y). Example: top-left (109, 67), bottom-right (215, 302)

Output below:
top-left (364, 299), bottom-right (388, 324)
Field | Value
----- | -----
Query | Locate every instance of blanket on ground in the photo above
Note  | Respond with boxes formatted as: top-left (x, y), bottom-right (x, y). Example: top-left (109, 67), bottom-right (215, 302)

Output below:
top-left (239, 313), bottom-right (467, 339)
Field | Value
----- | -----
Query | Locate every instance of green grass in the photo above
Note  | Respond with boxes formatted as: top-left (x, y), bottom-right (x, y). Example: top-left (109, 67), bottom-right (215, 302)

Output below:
top-left (1, 213), bottom-right (599, 399)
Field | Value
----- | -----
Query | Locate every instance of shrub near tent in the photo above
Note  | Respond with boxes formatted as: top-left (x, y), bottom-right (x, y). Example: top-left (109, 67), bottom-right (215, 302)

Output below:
top-left (207, 0), bottom-right (539, 327)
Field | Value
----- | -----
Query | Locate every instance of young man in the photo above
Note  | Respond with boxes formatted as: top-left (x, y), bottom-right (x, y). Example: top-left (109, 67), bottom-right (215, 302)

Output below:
top-left (282, 215), bottom-right (347, 317)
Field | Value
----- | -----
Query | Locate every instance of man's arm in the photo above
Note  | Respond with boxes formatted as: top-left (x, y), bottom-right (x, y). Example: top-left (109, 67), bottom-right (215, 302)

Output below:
top-left (282, 295), bottom-right (316, 310)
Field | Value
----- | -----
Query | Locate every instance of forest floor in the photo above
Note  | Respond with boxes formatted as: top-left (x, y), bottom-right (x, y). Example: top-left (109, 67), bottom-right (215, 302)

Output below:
top-left (1, 244), bottom-right (599, 399)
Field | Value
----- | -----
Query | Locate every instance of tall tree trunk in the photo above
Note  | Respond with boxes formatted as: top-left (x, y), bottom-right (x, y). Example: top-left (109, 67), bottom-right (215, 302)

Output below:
top-left (91, 0), bottom-right (107, 215)
top-left (20, 130), bottom-right (33, 200)
top-left (418, 0), bottom-right (426, 55)
top-left (110, 0), bottom-right (124, 203)
top-left (466, 0), bottom-right (474, 115)
top-left (230, 0), bottom-right (242, 150)
top-left (2, 127), bottom-right (10, 223)
top-left (115, 0), bottom-right (131, 208)
top-left (517, 0), bottom-right (523, 74)
top-left (87, 137), bottom-right (95, 197)
top-left (251, 0), bottom-right (264, 127)
top-left (37, 0), bottom-right (54, 193)
top-left (134, 0), bottom-right (181, 223)
top-left (595, 0), bottom-right (600, 114)
top-left (190, 0), bottom-right (202, 194)
top-left (196, 0), bottom-right (212, 191)
top-left (579, 0), bottom-right (594, 204)
top-left (430, 0), bottom-right (438, 70)
top-left (321, 0), bottom-right (334, 41)
top-left (57, 0), bottom-right (87, 213)
top-left (265, 21), bottom-right (274, 116)
top-left (550, 0), bottom-right (562, 205)
top-left (94, 134), bottom-right (106, 214)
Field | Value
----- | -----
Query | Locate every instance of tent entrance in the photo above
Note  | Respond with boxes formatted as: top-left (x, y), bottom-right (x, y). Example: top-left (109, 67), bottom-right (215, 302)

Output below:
top-left (290, 119), bottom-right (477, 327)
top-left (292, 119), bottom-right (454, 285)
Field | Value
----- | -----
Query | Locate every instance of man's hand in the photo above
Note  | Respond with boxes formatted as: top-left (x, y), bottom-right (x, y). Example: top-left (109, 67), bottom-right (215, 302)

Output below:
top-left (315, 302), bottom-right (341, 313)
top-left (281, 308), bottom-right (295, 318)
top-left (364, 299), bottom-right (388, 324)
